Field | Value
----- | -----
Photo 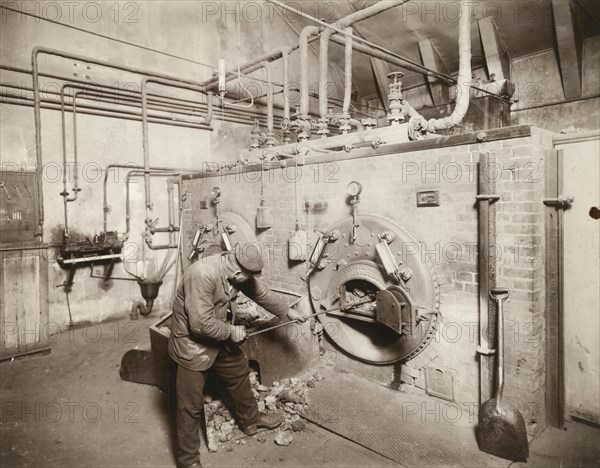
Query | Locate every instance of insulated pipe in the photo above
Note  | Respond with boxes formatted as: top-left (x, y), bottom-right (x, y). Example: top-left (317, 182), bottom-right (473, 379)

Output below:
top-left (318, 0), bottom-right (409, 124)
top-left (329, 34), bottom-right (454, 84)
top-left (141, 77), bottom-right (212, 217)
top-left (299, 26), bottom-right (320, 118)
top-left (282, 48), bottom-right (290, 123)
top-left (426, 0), bottom-right (472, 130)
top-left (318, 28), bottom-right (332, 122)
top-left (342, 27), bottom-right (353, 116)
top-left (270, 0), bottom-right (453, 85)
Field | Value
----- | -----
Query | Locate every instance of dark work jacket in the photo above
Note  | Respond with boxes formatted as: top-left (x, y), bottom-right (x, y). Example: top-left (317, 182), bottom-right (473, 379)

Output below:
top-left (168, 253), bottom-right (289, 371)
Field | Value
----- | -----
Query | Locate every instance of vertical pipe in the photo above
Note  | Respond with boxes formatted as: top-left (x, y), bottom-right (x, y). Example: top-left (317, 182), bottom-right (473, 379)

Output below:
top-left (206, 91), bottom-right (213, 124)
top-left (60, 86), bottom-right (70, 237)
top-left (141, 78), bottom-right (152, 218)
top-left (319, 29), bottom-right (333, 120)
top-left (342, 27), bottom-right (353, 115)
top-left (282, 49), bottom-right (290, 123)
top-left (299, 26), bottom-right (320, 118)
top-left (427, 0), bottom-right (472, 130)
top-left (31, 47), bottom-right (44, 239)
top-left (263, 62), bottom-right (274, 145)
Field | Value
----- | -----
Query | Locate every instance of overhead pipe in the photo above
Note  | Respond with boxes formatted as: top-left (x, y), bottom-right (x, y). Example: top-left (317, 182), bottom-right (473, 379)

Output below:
top-left (3, 80), bottom-right (260, 126)
top-left (296, 26), bottom-right (320, 141)
top-left (318, 0), bottom-right (410, 136)
top-left (4, 65), bottom-right (298, 135)
top-left (271, 0), bottom-right (452, 84)
top-left (32, 46), bottom-right (221, 240)
top-left (140, 76), bottom-right (212, 222)
top-left (60, 81), bottom-right (210, 237)
top-left (67, 87), bottom-right (209, 240)
top-left (270, 0), bottom-right (507, 102)
top-left (425, 0), bottom-right (472, 131)
top-left (2, 94), bottom-right (223, 128)
top-left (262, 62), bottom-right (276, 147)
top-left (201, 46), bottom-right (294, 90)
top-left (299, 26), bottom-right (320, 117)
top-left (102, 163), bottom-right (195, 235)
top-left (281, 49), bottom-right (291, 143)
top-left (339, 27), bottom-right (354, 134)
top-left (318, 27), bottom-right (332, 137)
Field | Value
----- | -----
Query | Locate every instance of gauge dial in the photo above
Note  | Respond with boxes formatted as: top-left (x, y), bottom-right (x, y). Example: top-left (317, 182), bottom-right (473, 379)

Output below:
top-left (211, 187), bottom-right (222, 199)
top-left (347, 181), bottom-right (362, 197)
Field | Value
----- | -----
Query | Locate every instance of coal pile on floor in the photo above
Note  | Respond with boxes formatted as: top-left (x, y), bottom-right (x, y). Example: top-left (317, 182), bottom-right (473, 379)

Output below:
top-left (204, 370), bottom-right (325, 451)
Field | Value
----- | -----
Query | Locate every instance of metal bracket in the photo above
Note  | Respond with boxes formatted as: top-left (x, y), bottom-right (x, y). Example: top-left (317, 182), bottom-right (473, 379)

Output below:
top-left (475, 194), bottom-right (501, 202)
top-left (375, 238), bottom-right (401, 283)
top-left (543, 195), bottom-right (574, 209)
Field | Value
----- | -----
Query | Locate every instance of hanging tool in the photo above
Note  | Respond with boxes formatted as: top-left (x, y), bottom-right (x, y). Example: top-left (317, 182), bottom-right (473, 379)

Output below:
top-left (211, 187), bottom-right (222, 235)
top-left (0, 181), bottom-right (11, 199)
top-left (347, 181), bottom-right (362, 244)
top-left (246, 298), bottom-right (373, 338)
top-left (288, 164), bottom-right (307, 261)
top-left (476, 152), bottom-right (501, 403)
top-left (476, 287), bottom-right (529, 461)
top-left (256, 161), bottom-right (272, 229)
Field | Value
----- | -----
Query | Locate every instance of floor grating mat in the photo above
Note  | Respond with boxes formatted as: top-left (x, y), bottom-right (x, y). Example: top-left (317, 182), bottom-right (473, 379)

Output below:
top-left (301, 368), bottom-right (512, 468)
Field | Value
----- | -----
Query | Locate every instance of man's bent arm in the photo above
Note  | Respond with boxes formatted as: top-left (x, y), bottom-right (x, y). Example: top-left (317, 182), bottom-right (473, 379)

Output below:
top-left (185, 272), bottom-right (232, 341)
top-left (239, 277), bottom-right (289, 318)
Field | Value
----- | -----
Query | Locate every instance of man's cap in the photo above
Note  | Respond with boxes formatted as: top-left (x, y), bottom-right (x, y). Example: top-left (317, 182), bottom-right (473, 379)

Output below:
top-left (234, 242), bottom-right (264, 274)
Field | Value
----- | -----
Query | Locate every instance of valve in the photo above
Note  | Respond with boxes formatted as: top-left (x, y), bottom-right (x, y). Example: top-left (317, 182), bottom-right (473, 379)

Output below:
top-left (387, 71), bottom-right (405, 126)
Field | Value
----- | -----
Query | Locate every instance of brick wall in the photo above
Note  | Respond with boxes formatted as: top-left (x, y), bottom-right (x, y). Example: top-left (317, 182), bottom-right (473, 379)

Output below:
top-left (183, 126), bottom-right (553, 436)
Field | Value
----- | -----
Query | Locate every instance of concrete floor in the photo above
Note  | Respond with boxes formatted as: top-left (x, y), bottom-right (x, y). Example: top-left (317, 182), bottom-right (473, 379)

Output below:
top-left (0, 317), bottom-right (398, 468)
top-left (1, 316), bottom-right (599, 468)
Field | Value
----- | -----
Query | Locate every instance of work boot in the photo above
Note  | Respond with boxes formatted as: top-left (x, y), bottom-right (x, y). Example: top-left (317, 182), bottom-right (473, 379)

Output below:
top-left (242, 412), bottom-right (284, 436)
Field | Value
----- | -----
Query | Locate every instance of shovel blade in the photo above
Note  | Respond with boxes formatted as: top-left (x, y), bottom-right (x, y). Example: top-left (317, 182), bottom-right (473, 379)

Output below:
top-left (476, 398), bottom-right (529, 461)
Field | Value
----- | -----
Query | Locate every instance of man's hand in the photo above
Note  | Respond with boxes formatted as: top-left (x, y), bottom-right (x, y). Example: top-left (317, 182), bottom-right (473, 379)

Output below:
top-left (230, 325), bottom-right (247, 344)
top-left (287, 308), bottom-right (307, 323)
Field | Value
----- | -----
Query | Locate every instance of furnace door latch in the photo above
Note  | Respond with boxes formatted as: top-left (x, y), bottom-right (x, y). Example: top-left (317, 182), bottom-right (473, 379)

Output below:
top-left (375, 286), bottom-right (417, 335)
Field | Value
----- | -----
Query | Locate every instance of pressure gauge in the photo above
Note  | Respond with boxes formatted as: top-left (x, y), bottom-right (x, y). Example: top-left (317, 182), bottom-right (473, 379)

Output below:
top-left (211, 187), bottom-right (222, 199)
top-left (347, 181), bottom-right (362, 197)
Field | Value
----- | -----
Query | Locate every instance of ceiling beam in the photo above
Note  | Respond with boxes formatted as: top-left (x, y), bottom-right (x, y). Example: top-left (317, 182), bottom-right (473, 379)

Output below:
top-left (477, 17), bottom-right (511, 81)
top-left (418, 38), bottom-right (449, 106)
top-left (370, 58), bottom-right (391, 111)
top-left (551, 0), bottom-right (583, 99)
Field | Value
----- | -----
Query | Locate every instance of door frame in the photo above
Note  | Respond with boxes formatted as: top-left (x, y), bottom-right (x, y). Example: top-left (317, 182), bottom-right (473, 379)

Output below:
top-left (546, 130), bottom-right (600, 428)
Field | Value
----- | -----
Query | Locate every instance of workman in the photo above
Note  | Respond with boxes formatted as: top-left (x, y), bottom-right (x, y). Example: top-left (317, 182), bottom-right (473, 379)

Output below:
top-left (168, 242), bottom-right (307, 468)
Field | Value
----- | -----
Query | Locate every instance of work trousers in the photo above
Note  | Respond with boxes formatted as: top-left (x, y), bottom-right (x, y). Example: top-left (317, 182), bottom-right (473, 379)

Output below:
top-left (175, 345), bottom-right (258, 467)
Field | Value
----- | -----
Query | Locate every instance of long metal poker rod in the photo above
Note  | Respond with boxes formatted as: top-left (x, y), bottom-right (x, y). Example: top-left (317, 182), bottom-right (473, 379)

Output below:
top-left (247, 298), bottom-right (373, 337)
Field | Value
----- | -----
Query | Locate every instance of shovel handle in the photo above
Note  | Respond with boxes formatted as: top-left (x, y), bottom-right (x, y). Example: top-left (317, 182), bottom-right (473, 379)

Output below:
top-left (490, 286), bottom-right (509, 402)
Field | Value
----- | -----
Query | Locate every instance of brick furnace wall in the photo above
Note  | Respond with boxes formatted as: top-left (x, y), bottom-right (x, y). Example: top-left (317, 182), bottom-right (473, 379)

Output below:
top-left (182, 125), bottom-right (553, 436)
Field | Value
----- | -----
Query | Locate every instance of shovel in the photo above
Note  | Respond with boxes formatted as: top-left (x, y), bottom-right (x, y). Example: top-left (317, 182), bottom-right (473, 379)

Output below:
top-left (476, 287), bottom-right (529, 461)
